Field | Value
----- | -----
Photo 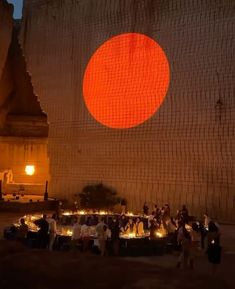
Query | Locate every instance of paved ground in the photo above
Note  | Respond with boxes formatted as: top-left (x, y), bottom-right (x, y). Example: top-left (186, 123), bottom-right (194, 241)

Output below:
top-left (0, 212), bottom-right (234, 289)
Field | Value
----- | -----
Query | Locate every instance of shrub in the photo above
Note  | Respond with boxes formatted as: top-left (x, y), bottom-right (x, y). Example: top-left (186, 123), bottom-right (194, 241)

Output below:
top-left (79, 183), bottom-right (121, 210)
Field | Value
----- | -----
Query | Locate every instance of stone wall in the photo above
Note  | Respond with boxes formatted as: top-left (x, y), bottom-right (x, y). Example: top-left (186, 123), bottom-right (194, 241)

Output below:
top-left (0, 0), bottom-right (13, 125)
top-left (0, 1), bottom-right (49, 195)
top-left (0, 0), bottom-right (12, 76)
top-left (0, 136), bottom-right (49, 187)
top-left (20, 0), bottom-right (235, 220)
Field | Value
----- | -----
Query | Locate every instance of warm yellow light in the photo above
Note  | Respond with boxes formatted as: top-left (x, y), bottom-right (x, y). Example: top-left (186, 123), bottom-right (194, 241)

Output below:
top-left (62, 211), bottom-right (72, 216)
top-left (155, 231), bottom-right (163, 238)
top-left (66, 229), bottom-right (72, 236)
top-left (25, 165), bottom-right (35, 176)
top-left (126, 212), bottom-right (134, 216)
top-left (99, 210), bottom-right (107, 215)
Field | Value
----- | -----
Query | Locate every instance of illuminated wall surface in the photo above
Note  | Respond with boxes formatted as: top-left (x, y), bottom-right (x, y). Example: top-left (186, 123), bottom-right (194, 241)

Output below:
top-left (20, 0), bottom-right (235, 220)
top-left (0, 137), bottom-right (49, 185)
top-left (0, 1), bottom-right (12, 72)
top-left (83, 33), bottom-right (170, 129)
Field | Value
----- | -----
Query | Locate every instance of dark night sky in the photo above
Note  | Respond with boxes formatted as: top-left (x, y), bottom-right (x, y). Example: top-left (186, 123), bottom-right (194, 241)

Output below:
top-left (7, 0), bottom-right (23, 19)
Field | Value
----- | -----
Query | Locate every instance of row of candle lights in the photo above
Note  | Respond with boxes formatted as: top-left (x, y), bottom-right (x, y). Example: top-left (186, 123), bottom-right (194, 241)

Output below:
top-left (16, 212), bottom-right (167, 239)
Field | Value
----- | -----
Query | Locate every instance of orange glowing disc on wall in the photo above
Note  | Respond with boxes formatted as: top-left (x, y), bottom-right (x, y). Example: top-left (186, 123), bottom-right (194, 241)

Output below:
top-left (83, 33), bottom-right (170, 129)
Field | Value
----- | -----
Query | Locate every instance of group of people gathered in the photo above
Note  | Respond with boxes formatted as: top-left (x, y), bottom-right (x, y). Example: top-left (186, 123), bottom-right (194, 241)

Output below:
top-left (16, 214), bottom-right (57, 251)
top-left (71, 214), bottom-right (147, 256)
top-left (14, 202), bottom-right (221, 273)
top-left (143, 202), bottom-right (221, 272)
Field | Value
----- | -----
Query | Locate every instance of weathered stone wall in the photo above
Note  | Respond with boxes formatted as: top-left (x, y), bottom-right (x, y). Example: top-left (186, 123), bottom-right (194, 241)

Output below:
top-left (0, 0), bottom-right (13, 125)
top-left (0, 136), bottom-right (49, 186)
top-left (0, 1), bottom-right (49, 192)
top-left (0, 0), bottom-right (12, 76)
top-left (20, 0), bottom-right (235, 220)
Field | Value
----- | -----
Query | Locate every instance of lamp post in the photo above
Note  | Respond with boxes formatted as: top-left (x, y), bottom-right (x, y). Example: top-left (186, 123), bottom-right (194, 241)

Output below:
top-left (44, 180), bottom-right (48, 201)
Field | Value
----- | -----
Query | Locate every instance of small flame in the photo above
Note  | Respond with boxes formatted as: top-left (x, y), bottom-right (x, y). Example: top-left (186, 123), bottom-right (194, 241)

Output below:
top-left (67, 230), bottom-right (72, 236)
top-left (78, 210), bottom-right (85, 215)
top-left (155, 231), bottom-right (163, 238)
top-left (62, 211), bottom-right (72, 216)
top-left (99, 211), bottom-right (107, 215)
top-left (126, 212), bottom-right (134, 216)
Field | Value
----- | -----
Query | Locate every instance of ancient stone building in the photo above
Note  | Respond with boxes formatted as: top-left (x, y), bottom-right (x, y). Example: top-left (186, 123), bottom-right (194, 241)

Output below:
top-left (0, 0), bottom-right (49, 194)
top-left (1, 0), bottom-right (234, 220)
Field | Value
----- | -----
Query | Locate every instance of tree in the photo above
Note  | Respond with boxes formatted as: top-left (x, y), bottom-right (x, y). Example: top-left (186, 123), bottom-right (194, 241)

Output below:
top-left (79, 183), bottom-right (121, 210)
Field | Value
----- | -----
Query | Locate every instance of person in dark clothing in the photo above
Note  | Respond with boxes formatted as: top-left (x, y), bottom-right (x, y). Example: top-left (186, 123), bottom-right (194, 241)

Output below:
top-left (17, 218), bottom-right (28, 243)
top-left (198, 221), bottom-right (207, 249)
top-left (121, 198), bottom-right (127, 214)
top-left (143, 202), bottom-right (149, 215)
top-left (35, 214), bottom-right (49, 249)
top-left (119, 214), bottom-right (127, 232)
top-left (149, 219), bottom-right (158, 240)
top-left (206, 221), bottom-right (221, 274)
top-left (180, 205), bottom-right (189, 224)
top-left (110, 217), bottom-right (120, 256)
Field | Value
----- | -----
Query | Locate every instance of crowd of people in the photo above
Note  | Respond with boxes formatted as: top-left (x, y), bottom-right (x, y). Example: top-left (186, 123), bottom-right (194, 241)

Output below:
top-left (14, 202), bottom-right (222, 273)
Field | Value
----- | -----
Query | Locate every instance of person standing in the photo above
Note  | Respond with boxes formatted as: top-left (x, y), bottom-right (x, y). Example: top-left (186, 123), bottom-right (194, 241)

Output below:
top-left (71, 217), bottom-right (81, 251)
top-left (35, 214), bottom-right (49, 249)
top-left (143, 202), bottom-right (149, 215)
top-left (176, 221), bottom-right (191, 268)
top-left (149, 218), bottom-right (158, 240)
top-left (148, 212), bottom-right (156, 229)
top-left (181, 205), bottom-right (189, 224)
top-left (110, 216), bottom-right (120, 256)
top-left (81, 218), bottom-right (91, 251)
top-left (189, 223), bottom-right (201, 269)
top-left (96, 217), bottom-right (107, 256)
top-left (17, 218), bottom-right (28, 243)
top-left (48, 214), bottom-right (57, 251)
top-left (206, 221), bottom-right (221, 274)
top-left (119, 214), bottom-right (127, 233)
top-left (121, 198), bottom-right (127, 214)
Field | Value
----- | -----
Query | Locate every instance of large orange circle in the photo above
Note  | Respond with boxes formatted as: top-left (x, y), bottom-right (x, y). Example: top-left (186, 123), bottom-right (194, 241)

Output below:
top-left (83, 33), bottom-right (170, 129)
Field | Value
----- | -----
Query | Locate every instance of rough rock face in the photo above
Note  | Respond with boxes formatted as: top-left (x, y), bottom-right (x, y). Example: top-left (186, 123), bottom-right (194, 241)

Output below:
top-left (21, 0), bottom-right (235, 220)
top-left (0, 0), bottom-right (12, 76)
top-left (0, 0), bottom-right (13, 125)
top-left (0, 2), bottom-right (49, 190)
top-left (0, 22), bottom-right (48, 135)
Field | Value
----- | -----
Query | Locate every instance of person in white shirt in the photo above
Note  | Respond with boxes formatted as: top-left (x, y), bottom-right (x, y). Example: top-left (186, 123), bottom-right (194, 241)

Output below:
top-left (71, 217), bottom-right (81, 251)
top-left (81, 218), bottom-right (91, 251)
top-left (72, 217), bottom-right (81, 240)
top-left (96, 217), bottom-right (105, 238)
top-left (48, 214), bottom-right (57, 251)
top-left (148, 212), bottom-right (155, 229)
top-left (96, 217), bottom-right (108, 256)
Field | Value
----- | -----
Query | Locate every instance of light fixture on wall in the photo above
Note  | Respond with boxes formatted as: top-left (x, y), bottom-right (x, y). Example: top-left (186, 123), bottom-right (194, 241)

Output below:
top-left (25, 165), bottom-right (35, 176)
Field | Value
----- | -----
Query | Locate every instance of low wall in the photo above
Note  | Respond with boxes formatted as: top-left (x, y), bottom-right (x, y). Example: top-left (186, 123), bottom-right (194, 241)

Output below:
top-left (0, 200), bottom-right (58, 213)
